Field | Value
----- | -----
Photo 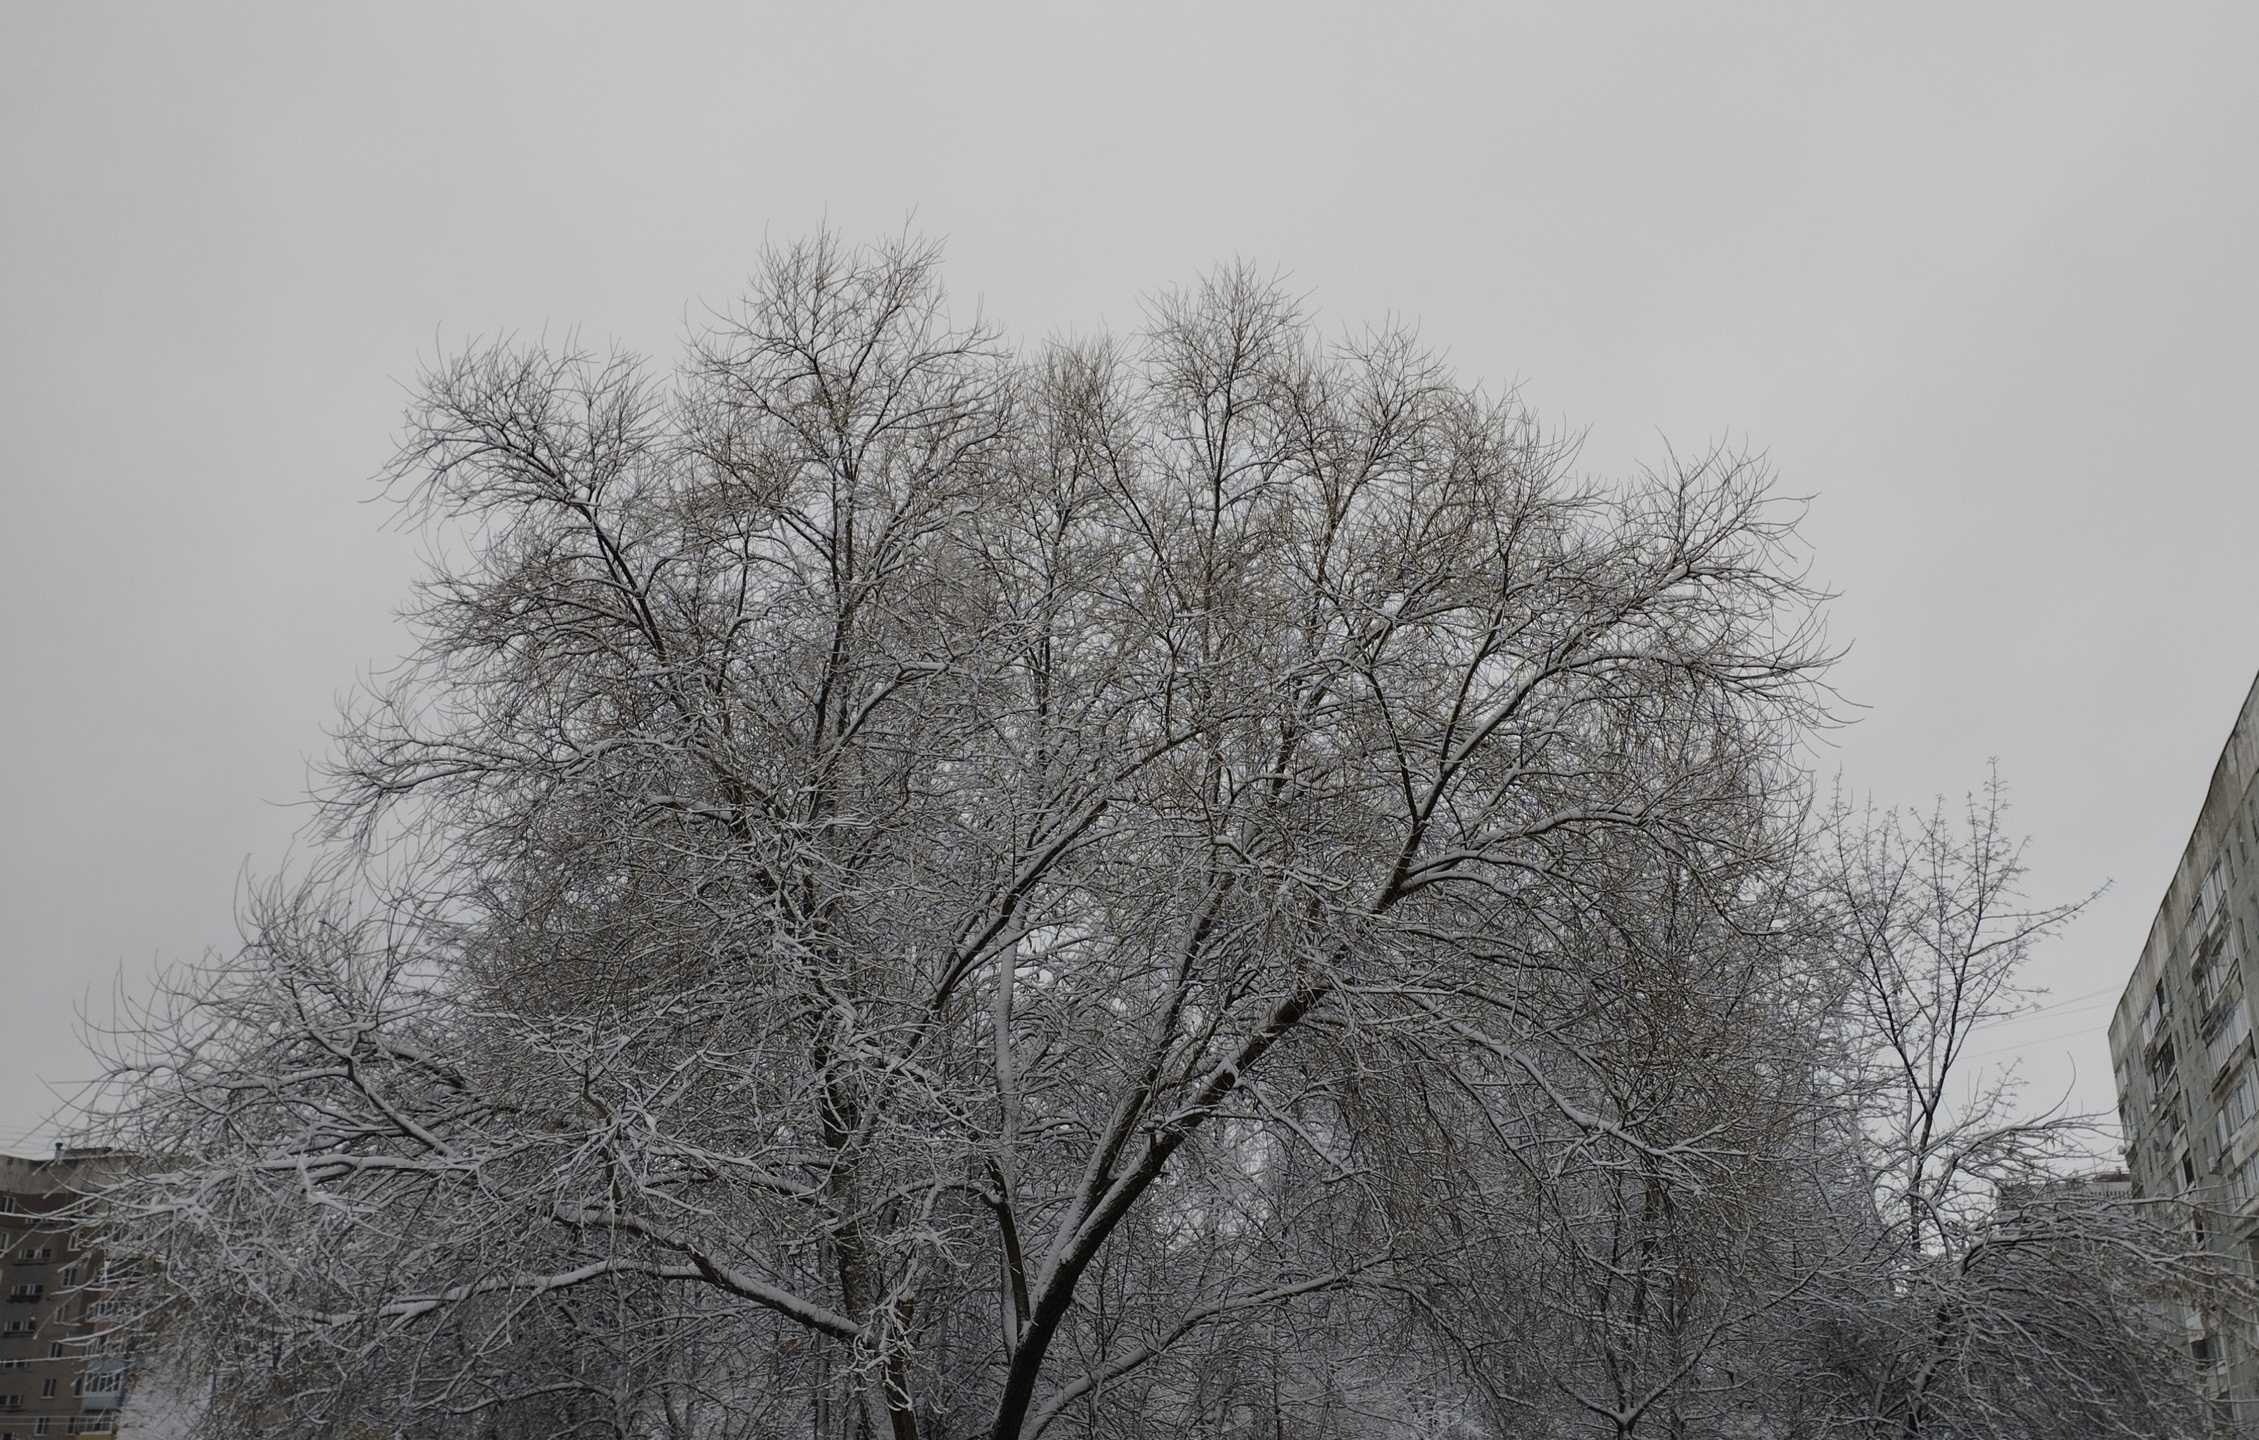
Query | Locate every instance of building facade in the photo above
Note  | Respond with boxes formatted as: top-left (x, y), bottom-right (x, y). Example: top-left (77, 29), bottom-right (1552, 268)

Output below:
top-left (2110, 670), bottom-right (2259, 1412)
top-left (0, 1153), bottom-right (129, 1439)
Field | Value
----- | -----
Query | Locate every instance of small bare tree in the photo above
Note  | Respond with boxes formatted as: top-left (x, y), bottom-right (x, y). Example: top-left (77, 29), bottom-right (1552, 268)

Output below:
top-left (1801, 780), bottom-right (2232, 1439)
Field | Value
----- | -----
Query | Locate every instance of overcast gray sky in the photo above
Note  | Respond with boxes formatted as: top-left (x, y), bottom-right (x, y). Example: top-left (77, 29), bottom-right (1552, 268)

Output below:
top-left (3, 4), bottom-right (2254, 1154)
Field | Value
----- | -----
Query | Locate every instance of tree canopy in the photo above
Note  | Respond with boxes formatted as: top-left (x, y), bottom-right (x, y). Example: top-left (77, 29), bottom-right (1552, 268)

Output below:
top-left (85, 236), bottom-right (2228, 1440)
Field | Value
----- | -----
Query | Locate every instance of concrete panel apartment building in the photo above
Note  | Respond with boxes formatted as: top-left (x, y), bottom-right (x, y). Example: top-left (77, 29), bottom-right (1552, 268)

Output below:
top-left (2111, 670), bottom-right (2259, 1416)
top-left (0, 1153), bottom-right (130, 1439)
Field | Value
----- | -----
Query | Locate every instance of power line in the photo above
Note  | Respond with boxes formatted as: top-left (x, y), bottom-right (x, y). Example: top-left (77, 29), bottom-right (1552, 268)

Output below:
top-left (1967, 1026), bottom-right (2114, 1063)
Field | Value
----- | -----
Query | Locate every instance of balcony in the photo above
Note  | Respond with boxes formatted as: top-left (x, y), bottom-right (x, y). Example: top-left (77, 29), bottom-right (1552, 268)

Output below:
top-left (2209, 1001), bottom-right (2254, 1079)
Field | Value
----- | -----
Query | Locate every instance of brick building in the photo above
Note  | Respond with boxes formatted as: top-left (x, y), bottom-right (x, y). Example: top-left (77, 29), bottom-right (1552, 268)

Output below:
top-left (0, 1152), bottom-right (130, 1439)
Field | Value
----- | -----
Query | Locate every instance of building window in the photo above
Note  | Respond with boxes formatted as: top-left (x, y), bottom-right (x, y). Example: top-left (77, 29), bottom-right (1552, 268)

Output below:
top-left (2220, 1067), bottom-right (2259, 1153)
top-left (2210, 999), bottom-right (2255, 1078)
top-left (2144, 982), bottom-right (2172, 1046)
top-left (2226, 1147), bottom-right (2259, 1207)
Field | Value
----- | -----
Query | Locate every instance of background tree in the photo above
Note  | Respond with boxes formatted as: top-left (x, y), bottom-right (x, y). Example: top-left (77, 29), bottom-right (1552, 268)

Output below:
top-left (1795, 782), bottom-right (2233, 1439)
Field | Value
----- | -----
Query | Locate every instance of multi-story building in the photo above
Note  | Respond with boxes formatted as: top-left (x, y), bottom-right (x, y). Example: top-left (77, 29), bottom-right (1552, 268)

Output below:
top-left (0, 1151), bottom-right (130, 1439)
top-left (2110, 670), bottom-right (2259, 1411)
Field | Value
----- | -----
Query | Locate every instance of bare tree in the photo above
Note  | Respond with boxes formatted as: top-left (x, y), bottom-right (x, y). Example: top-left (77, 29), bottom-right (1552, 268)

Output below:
top-left (89, 235), bottom-right (1834, 1439)
top-left (1518, 871), bottom-right (1836, 1438)
top-left (1799, 781), bottom-right (2232, 1439)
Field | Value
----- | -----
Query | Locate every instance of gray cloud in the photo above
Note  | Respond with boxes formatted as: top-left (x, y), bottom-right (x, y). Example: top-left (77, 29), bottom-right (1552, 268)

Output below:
top-left (3, 2), bottom-right (2253, 1150)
